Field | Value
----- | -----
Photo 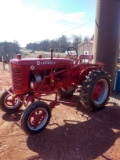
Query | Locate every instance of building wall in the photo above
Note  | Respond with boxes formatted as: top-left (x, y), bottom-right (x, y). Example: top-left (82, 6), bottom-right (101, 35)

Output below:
top-left (78, 41), bottom-right (93, 57)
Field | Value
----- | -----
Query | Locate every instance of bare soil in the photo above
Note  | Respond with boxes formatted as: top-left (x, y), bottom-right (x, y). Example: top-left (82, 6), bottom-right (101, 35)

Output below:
top-left (0, 63), bottom-right (120, 160)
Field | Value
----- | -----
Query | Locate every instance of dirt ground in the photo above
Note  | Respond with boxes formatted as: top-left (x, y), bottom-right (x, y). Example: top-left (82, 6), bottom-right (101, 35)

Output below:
top-left (0, 63), bottom-right (120, 160)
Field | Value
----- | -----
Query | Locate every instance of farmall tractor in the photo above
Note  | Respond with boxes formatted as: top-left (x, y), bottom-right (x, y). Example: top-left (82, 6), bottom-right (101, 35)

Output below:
top-left (0, 47), bottom-right (111, 134)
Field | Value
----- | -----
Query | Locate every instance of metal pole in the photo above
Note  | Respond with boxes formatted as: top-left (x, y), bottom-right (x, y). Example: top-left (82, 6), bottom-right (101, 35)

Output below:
top-left (93, 0), bottom-right (120, 89)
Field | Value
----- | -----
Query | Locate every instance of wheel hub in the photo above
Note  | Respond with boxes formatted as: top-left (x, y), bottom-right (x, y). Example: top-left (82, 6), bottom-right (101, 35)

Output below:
top-left (29, 109), bottom-right (46, 128)
top-left (93, 82), bottom-right (103, 100)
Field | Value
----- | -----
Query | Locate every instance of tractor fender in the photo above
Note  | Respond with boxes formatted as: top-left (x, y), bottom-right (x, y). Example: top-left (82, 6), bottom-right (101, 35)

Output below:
top-left (78, 66), bottom-right (99, 85)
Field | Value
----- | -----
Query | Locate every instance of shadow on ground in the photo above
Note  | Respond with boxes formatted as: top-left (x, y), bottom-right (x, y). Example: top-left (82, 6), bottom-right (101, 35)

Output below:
top-left (1, 93), bottom-right (120, 160)
top-left (2, 109), bottom-right (23, 122)
top-left (26, 104), bottom-right (120, 160)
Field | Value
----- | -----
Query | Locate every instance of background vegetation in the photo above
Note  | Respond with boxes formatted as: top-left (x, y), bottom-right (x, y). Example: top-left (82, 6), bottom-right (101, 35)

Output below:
top-left (26, 34), bottom-right (94, 52)
top-left (0, 34), bottom-right (94, 60)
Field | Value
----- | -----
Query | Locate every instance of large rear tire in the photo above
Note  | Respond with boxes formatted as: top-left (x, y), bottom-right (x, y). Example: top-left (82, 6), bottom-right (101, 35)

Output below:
top-left (80, 70), bottom-right (111, 111)
top-left (21, 101), bottom-right (51, 135)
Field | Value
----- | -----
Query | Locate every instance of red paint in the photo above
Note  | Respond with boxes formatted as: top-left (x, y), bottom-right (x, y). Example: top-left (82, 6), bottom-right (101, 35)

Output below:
top-left (28, 108), bottom-right (46, 128)
top-left (93, 81), bottom-right (103, 100)
top-left (9, 51), bottom-right (105, 109)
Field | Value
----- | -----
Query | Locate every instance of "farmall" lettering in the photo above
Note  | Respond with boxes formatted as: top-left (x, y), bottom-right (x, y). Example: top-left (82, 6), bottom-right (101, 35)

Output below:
top-left (37, 61), bottom-right (56, 65)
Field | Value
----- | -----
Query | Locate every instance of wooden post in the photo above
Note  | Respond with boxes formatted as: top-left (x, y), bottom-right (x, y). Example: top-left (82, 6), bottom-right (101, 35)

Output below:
top-left (93, 0), bottom-right (120, 89)
top-left (2, 56), bottom-right (5, 70)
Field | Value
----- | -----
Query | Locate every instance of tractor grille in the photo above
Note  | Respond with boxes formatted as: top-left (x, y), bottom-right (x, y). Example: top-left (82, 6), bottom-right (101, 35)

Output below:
top-left (12, 67), bottom-right (23, 90)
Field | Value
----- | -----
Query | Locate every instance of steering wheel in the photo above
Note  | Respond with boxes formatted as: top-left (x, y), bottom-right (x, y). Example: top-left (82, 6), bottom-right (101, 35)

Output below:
top-left (67, 47), bottom-right (78, 59)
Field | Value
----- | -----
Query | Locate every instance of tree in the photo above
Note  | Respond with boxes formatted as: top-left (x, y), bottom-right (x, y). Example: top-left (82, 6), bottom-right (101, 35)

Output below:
top-left (83, 36), bottom-right (89, 42)
top-left (90, 34), bottom-right (94, 41)
top-left (72, 35), bottom-right (82, 49)
top-left (57, 35), bottom-right (68, 52)
top-left (0, 41), bottom-right (20, 57)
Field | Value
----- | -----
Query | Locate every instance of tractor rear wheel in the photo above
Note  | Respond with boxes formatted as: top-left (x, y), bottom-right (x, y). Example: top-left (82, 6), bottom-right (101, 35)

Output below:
top-left (21, 101), bottom-right (51, 134)
top-left (58, 86), bottom-right (76, 98)
top-left (0, 88), bottom-right (22, 113)
top-left (80, 70), bottom-right (111, 111)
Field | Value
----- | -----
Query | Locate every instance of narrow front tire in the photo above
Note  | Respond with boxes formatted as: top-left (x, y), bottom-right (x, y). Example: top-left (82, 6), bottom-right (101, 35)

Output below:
top-left (21, 101), bottom-right (51, 134)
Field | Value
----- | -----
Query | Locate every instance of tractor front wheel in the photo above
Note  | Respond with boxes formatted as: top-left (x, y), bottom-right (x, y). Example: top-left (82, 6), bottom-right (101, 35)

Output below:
top-left (80, 70), bottom-right (111, 111)
top-left (20, 101), bottom-right (51, 134)
top-left (0, 88), bottom-right (22, 113)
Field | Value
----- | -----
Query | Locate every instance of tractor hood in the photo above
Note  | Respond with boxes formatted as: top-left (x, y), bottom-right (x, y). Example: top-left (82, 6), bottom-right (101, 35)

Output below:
top-left (10, 56), bottom-right (74, 70)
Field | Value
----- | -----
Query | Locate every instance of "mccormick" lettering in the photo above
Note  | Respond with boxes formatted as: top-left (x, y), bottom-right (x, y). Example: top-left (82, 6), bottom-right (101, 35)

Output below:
top-left (37, 61), bottom-right (56, 65)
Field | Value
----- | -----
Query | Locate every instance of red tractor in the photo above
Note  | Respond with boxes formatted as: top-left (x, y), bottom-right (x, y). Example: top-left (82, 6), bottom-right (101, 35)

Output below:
top-left (0, 47), bottom-right (111, 134)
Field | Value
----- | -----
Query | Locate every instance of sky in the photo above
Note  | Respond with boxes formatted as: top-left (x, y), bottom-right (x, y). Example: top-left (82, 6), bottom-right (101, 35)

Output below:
top-left (0, 0), bottom-right (96, 47)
